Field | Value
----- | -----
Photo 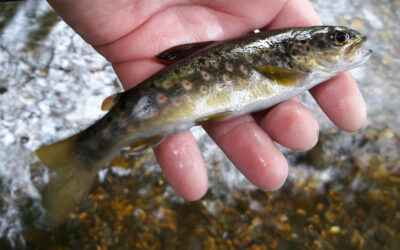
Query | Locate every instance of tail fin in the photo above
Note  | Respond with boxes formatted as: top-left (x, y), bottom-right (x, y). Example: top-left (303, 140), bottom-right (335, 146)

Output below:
top-left (36, 134), bottom-right (100, 225)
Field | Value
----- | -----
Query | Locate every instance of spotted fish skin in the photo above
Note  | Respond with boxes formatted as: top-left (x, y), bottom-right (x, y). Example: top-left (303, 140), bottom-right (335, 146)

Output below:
top-left (78, 37), bottom-right (288, 164)
top-left (75, 26), bottom-right (370, 167)
top-left (35, 26), bottom-right (371, 224)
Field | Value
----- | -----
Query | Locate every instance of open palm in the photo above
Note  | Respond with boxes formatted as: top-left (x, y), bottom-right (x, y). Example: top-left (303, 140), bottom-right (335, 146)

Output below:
top-left (48, 0), bottom-right (366, 200)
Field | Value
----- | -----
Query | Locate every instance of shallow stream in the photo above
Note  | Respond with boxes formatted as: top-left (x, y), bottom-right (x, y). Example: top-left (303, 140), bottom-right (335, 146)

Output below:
top-left (0, 0), bottom-right (399, 249)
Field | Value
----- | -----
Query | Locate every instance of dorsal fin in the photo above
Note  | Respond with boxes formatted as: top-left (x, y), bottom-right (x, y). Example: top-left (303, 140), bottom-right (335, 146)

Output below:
top-left (156, 41), bottom-right (215, 64)
top-left (255, 65), bottom-right (305, 86)
top-left (101, 93), bottom-right (122, 111)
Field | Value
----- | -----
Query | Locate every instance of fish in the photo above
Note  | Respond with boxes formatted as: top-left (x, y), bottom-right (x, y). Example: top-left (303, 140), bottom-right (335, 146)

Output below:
top-left (35, 26), bottom-right (371, 224)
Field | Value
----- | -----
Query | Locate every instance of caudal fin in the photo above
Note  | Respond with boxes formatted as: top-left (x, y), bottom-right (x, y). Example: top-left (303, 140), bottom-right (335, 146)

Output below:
top-left (36, 134), bottom-right (100, 225)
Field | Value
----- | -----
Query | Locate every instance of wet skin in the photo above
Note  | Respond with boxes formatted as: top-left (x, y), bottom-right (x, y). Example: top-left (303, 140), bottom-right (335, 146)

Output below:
top-left (47, 0), bottom-right (367, 200)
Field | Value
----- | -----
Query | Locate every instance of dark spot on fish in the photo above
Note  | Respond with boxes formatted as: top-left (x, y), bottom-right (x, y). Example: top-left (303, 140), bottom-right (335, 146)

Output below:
top-left (174, 68), bottom-right (179, 74)
top-left (107, 116), bottom-right (113, 122)
top-left (0, 87), bottom-right (7, 94)
top-left (198, 58), bottom-right (205, 64)
top-left (98, 140), bottom-right (111, 151)
top-left (292, 49), bottom-right (300, 56)
top-left (301, 40), bottom-right (306, 44)
top-left (318, 41), bottom-right (326, 49)
top-left (119, 102), bottom-right (126, 111)
top-left (306, 46), bottom-right (311, 52)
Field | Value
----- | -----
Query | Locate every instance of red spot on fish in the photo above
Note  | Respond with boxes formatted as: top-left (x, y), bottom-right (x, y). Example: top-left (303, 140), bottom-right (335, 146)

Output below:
top-left (118, 119), bottom-right (127, 126)
top-left (128, 125), bottom-right (136, 132)
top-left (182, 81), bottom-right (192, 90)
top-left (222, 74), bottom-right (232, 84)
top-left (202, 71), bottom-right (210, 81)
top-left (157, 94), bottom-right (167, 103)
top-left (240, 65), bottom-right (248, 74)
top-left (246, 56), bottom-right (253, 63)
top-left (164, 81), bottom-right (172, 88)
top-left (103, 130), bottom-right (111, 139)
top-left (174, 99), bottom-right (182, 105)
top-left (225, 63), bottom-right (233, 72)
top-left (240, 79), bottom-right (245, 84)
top-left (211, 60), bottom-right (218, 68)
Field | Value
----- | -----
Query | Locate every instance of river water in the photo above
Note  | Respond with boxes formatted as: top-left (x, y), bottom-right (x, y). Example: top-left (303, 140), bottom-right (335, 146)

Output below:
top-left (0, 0), bottom-right (399, 249)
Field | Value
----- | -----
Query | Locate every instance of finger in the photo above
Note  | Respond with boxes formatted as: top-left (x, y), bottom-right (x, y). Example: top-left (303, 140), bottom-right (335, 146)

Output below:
top-left (47, 0), bottom-right (142, 45)
top-left (153, 131), bottom-right (208, 201)
top-left (95, 1), bottom-right (290, 64)
top-left (310, 72), bottom-right (366, 132)
top-left (96, 6), bottom-right (228, 63)
top-left (260, 98), bottom-right (319, 151)
top-left (113, 60), bottom-right (165, 88)
top-left (266, 0), bottom-right (322, 29)
top-left (204, 116), bottom-right (288, 191)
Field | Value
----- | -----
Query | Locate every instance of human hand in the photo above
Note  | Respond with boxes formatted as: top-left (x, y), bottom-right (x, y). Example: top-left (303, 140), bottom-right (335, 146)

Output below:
top-left (48, 0), bottom-right (366, 200)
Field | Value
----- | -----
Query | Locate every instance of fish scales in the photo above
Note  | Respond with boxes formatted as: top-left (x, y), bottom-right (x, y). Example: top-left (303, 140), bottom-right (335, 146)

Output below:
top-left (35, 26), bottom-right (371, 224)
top-left (79, 33), bottom-right (297, 162)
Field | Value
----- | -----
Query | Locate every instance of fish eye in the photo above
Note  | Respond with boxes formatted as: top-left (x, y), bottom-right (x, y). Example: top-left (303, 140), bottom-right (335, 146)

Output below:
top-left (330, 31), bottom-right (350, 46)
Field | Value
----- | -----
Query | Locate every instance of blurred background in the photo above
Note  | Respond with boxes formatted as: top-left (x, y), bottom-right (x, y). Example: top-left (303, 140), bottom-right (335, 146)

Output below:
top-left (0, 0), bottom-right (399, 249)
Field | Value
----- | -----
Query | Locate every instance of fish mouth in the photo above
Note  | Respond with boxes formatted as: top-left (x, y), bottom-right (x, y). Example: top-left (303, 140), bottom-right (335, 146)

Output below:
top-left (343, 35), bottom-right (372, 67)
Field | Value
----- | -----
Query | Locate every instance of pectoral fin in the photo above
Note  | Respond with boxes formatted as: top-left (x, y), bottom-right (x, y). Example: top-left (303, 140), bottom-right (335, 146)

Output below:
top-left (156, 41), bottom-right (215, 64)
top-left (101, 93), bottom-right (122, 111)
top-left (195, 112), bottom-right (233, 126)
top-left (129, 134), bottom-right (165, 153)
top-left (255, 66), bottom-right (304, 86)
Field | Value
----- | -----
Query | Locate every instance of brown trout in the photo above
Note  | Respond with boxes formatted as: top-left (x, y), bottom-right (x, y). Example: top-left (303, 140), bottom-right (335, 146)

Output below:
top-left (36, 26), bottom-right (371, 224)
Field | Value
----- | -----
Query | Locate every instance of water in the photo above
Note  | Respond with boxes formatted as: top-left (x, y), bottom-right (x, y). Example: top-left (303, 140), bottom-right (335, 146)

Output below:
top-left (0, 1), bottom-right (119, 247)
top-left (0, 0), bottom-right (399, 248)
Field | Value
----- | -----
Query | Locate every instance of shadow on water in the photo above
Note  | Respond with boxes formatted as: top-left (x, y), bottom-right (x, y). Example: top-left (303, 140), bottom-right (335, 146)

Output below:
top-left (0, 0), bottom-right (399, 249)
top-left (24, 10), bottom-right (59, 51)
top-left (0, 2), bottom-right (20, 33)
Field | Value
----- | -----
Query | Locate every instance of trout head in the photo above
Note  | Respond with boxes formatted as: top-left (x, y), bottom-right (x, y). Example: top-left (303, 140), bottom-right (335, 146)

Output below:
top-left (287, 26), bottom-right (371, 76)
